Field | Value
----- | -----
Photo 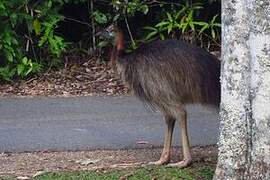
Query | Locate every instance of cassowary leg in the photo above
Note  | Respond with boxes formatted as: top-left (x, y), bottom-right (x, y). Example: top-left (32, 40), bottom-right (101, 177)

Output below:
top-left (149, 115), bottom-right (175, 165)
top-left (167, 109), bottom-right (192, 168)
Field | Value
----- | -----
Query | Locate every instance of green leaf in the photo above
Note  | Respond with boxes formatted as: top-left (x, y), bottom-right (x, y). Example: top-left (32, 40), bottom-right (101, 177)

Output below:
top-left (166, 12), bottom-right (173, 22)
top-left (127, 2), bottom-right (137, 15)
top-left (199, 25), bottom-right (209, 34)
top-left (176, 23), bottom-right (182, 29)
top-left (174, 11), bottom-right (180, 20)
top-left (192, 3), bottom-right (203, 9)
top-left (17, 64), bottom-right (25, 76)
top-left (93, 11), bottom-right (108, 24)
top-left (211, 29), bottom-right (216, 39)
top-left (155, 21), bottom-right (169, 27)
top-left (38, 36), bottom-right (47, 47)
top-left (113, 14), bottom-right (120, 22)
top-left (0, 2), bottom-right (5, 10)
top-left (0, 67), bottom-right (15, 81)
top-left (168, 24), bottom-right (173, 34)
top-left (213, 23), bottom-right (221, 27)
top-left (193, 6), bottom-right (203, 10)
top-left (145, 31), bottom-right (158, 40)
top-left (159, 33), bottom-right (165, 40)
top-left (4, 45), bottom-right (15, 56)
top-left (97, 41), bottom-right (109, 48)
top-left (54, 35), bottom-right (65, 47)
top-left (178, 6), bottom-right (187, 16)
top-left (48, 1), bottom-right (52, 8)
top-left (182, 23), bottom-right (188, 33)
top-left (3, 34), bottom-right (12, 46)
top-left (32, 63), bottom-right (42, 73)
top-left (10, 13), bottom-right (18, 27)
top-left (22, 57), bottom-right (28, 65)
top-left (189, 22), bottom-right (195, 31)
top-left (33, 19), bottom-right (41, 35)
top-left (180, 16), bottom-right (186, 25)
top-left (5, 51), bottom-right (13, 62)
top-left (187, 10), bottom-right (193, 20)
top-left (193, 21), bottom-right (208, 26)
top-left (211, 14), bottom-right (219, 24)
top-left (143, 26), bottom-right (157, 31)
top-left (140, 5), bottom-right (149, 14)
top-left (25, 63), bottom-right (33, 76)
top-left (11, 38), bottom-right (19, 46)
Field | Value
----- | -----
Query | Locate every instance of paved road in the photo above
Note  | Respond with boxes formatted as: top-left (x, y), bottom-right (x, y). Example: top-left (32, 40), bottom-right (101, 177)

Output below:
top-left (0, 96), bottom-right (219, 153)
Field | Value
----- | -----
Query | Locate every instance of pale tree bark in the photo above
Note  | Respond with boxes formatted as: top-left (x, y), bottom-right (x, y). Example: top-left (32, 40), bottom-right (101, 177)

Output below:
top-left (215, 0), bottom-right (270, 179)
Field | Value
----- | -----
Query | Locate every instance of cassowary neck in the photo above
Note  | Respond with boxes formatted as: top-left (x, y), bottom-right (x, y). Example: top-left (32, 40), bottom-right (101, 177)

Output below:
top-left (111, 27), bottom-right (126, 69)
top-left (115, 28), bottom-right (125, 52)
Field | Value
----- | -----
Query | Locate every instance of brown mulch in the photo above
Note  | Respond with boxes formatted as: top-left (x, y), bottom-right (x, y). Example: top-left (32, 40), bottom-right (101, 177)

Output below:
top-left (0, 57), bottom-right (129, 98)
top-left (0, 146), bottom-right (217, 178)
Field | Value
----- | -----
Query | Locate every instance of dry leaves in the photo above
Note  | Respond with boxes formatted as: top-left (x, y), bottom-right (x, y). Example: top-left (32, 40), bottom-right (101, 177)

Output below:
top-left (0, 57), bottom-right (129, 98)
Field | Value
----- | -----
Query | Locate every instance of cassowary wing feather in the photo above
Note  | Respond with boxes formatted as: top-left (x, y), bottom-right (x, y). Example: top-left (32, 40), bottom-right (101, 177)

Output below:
top-left (116, 39), bottom-right (220, 110)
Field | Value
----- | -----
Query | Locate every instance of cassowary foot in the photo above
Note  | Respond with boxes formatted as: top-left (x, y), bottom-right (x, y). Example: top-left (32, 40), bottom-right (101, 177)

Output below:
top-left (148, 158), bottom-right (170, 165)
top-left (166, 158), bottom-right (192, 168)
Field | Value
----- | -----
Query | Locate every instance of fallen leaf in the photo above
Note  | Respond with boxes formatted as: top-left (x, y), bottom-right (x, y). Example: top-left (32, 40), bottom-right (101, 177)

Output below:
top-left (75, 158), bottom-right (100, 165)
top-left (85, 68), bottom-right (91, 73)
top-left (17, 176), bottom-right (30, 180)
top-left (136, 141), bottom-right (149, 144)
top-left (1, 152), bottom-right (12, 157)
top-left (33, 170), bottom-right (47, 177)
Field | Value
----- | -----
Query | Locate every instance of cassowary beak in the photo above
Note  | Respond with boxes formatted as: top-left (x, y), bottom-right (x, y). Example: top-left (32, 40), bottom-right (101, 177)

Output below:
top-left (95, 29), bottom-right (114, 39)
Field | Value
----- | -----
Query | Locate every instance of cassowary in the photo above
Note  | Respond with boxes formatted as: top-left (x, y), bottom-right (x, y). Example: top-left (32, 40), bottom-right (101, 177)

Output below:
top-left (102, 25), bottom-right (220, 167)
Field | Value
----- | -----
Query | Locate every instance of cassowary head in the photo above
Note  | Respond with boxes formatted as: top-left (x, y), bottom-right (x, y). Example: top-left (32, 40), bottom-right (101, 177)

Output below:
top-left (97, 24), bottom-right (124, 51)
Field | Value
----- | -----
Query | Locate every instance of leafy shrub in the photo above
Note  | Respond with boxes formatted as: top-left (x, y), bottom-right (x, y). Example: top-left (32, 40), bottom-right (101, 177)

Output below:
top-left (0, 0), bottom-right (71, 81)
top-left (143, 2), bottom-right (220, 49)
top-left (0, 0), bottom-right (221, 81)
top-left (96, 1), bottom-right (220, 53)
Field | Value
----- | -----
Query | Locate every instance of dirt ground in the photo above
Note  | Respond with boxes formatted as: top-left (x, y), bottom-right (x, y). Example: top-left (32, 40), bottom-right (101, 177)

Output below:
top-left (0, 146), bottom-right (217, 178)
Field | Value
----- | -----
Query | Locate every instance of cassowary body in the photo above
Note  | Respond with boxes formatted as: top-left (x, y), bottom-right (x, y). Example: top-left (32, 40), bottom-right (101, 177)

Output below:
top-left (108, 25), bottom-right (220, 167)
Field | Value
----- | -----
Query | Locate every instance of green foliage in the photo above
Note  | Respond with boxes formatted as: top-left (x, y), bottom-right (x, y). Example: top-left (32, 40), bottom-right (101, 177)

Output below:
top-left (0, 0), bottom-right (69, 81)
top-left (0, 0), bottom-right (221, 81)
top-left (92, 0), bottom-right (149, 55)
top-left (143, 2), bottom-right (221, 48)
top-left (93, 10), bottom-right (109, 24)
top-left (112, 0), bottom-right (149, 17)
top-left (16, 57), bottom-right (41, 78)
top-left (0, 66), bottom-right (16, 82)
top-left (38, 16), bottom-right (66, 57)
top-left (33, 165), bottom-right (214, 180)
top-left (95, 1), bottom-right (220, 52)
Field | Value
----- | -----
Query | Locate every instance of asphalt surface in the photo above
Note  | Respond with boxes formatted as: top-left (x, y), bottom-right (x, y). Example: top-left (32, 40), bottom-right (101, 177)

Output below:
top-left (0, 96), bottom-right (219, 153)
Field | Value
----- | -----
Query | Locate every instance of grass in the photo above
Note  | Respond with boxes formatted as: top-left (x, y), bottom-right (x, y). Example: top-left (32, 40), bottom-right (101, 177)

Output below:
top-left (32, 165), bottom-right (214, 180)
top-left (1, 177), bottom-right (14, 180)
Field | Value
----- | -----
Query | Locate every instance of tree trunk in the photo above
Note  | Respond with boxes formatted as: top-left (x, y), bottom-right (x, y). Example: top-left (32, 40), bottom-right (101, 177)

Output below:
top-left (215, 0), bottom-right (270, 179)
